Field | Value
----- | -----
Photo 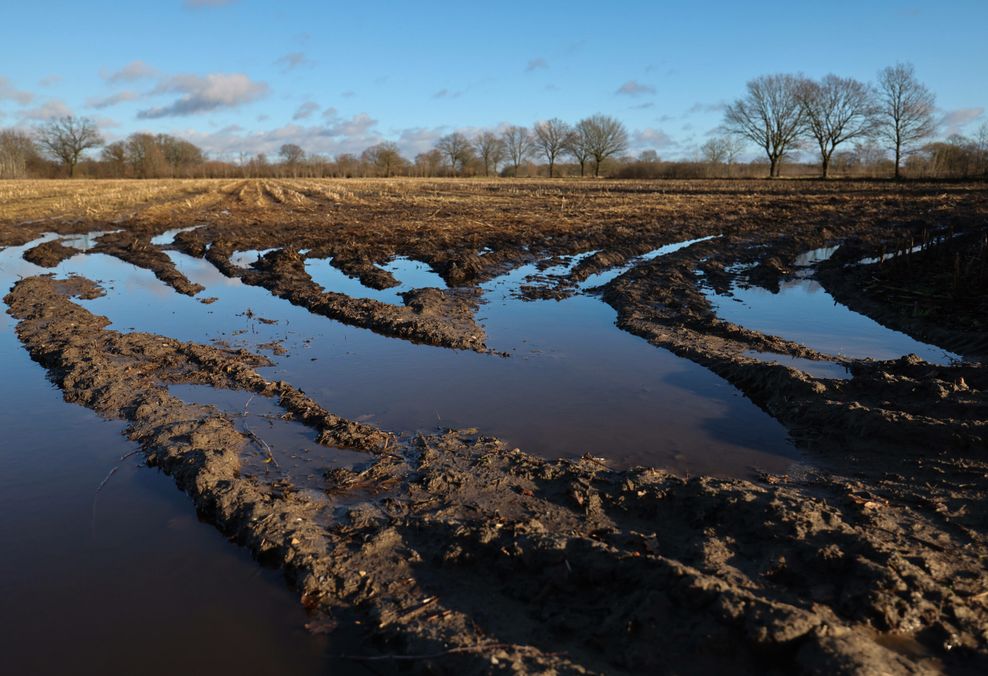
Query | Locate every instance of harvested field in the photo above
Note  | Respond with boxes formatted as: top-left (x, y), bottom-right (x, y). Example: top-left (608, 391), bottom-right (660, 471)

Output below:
top-left (1, 178), bottom-right (987, 674)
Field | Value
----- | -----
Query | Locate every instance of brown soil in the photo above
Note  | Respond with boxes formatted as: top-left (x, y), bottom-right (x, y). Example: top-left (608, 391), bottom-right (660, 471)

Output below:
top-left (2, 178), bottom-right (987, 673)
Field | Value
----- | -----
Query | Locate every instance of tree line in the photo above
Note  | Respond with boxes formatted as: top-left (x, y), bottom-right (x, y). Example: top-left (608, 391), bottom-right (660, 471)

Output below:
top-left (1, 62), bottom-right (985, 180)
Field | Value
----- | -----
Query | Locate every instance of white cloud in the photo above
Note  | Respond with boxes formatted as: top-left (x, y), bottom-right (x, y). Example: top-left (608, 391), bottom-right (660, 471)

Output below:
top-left (0, 76), bottom-right (34, 104)
top-left (632, 127), bottom-right (677, 150)
top-left (105, 60), bottom-right (158, 84)
top-left (19, 99), bottom-right (73, 121)
top-left (616, 80), bottom-right (655, 97)
top-left (138, 73), bottom-right (268, 118)
top-left (87, 91), bottom-right (141, 109)
top-left (939, 107), bottom-right (984, 136)
top-left (292, 101), bottom-right (320, 120)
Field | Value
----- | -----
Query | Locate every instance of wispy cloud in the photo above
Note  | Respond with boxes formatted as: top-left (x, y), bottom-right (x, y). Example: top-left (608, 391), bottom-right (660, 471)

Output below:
top-left (939, 107), bottom-right (984, 135)
top-left (105, 60), bottom-right (158, 84)
top-left (432, 88), bottom-right (463, 100)
top-left (616, 80), bottom-right (655, 97)
top-left (184, 0), bottom-right (237, 8)
top-left (525, 57), bottom-right (548, 72)
top-left (19, 99), bottom-right (72, 121)
top-left (137, 73), bottom-right (268, 118)
top-left (39, 75), bottom-right (62, 88)
top-left (0, 76), bottom-right (34, 104)
top-left (275, 51), bottom-right (312, 72)
top-left (292, 101), bottom-right (319, 120)
top-left (685, 101), bottom-right (726, 116)
top-left (632, 127), bottom-right (677, 149)
top-left (87, 91), bottom-right (141, 109)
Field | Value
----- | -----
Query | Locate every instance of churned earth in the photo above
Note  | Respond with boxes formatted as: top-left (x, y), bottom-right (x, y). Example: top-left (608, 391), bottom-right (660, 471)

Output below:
top-left (1, 178), bottom-right (986, 674)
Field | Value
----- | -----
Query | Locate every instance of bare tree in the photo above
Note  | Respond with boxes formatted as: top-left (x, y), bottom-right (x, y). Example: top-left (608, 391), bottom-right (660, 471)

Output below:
top-left (475, 131), bottom-right (505, 177)
top-left (578, 114), bottom-right (628, 177)
top-left (533, 118), bottom-right (573, 177)
top-left (35, 116), bottom-right (104, 177)
top-left (279, 143), bottom-right (305, 177)
top-left (436, 132), bottom-right (473, 176)
top-left (361, 142), bottom-right (407, 177)
top-left (0, 129), bottom-right (42, 179)
top-left (414, 149), bottom-right (445, 177)
top-left (501, 126), bottom-right (534, 176)
top-left (799, 75), bottom-right (877, 178)
top-left (877, 62), bottom-right (936, 179)
top-left (565, 124), bottom-right (593, 177)
top-left (724, 74), bottom-right (806, 178)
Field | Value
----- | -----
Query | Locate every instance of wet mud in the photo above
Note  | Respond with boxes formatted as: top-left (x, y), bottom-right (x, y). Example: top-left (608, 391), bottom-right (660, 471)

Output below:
top-left (2, 179), bottom-right (987, 673)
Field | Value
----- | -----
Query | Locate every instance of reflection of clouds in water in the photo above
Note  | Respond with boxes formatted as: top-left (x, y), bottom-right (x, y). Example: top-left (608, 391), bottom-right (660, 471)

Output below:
top-left (167, 251), bottom-right (241, 288)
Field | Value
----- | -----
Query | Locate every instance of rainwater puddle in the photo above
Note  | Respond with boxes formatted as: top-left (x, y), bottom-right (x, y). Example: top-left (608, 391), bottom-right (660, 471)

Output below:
top-left (0, 239), bottom-right (356, 676)
top-left (579, 235), bottom-right (718, 289)
top-left (705, 277), bottom-right (958, 364)
top-left (2, 235), bottom-right (800, 477)
top-left (305, 256), bottom-right (446, 304)
top-left (743, 351), bottom-right (851, 380)
top-left (230, 248), bottom-right (277, 269)
top-left (150, 224), bottom-right (205, 246)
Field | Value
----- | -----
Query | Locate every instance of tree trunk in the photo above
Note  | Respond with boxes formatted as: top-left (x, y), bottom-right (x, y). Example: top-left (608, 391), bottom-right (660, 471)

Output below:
top-left (548, 159), bottom-right (554, 178)
top-left (769, 155), bottom-right (778, 178)
top-left (821, 153), bottom-right (830, 179)
top-left (579, 161), bottom-right (585, 177)
top-left (894, 142), bottom-right (902, 180)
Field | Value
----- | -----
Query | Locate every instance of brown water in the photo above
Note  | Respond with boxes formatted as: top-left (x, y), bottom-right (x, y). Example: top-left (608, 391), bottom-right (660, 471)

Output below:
top-left (0, 232), bottom-right (810, 672)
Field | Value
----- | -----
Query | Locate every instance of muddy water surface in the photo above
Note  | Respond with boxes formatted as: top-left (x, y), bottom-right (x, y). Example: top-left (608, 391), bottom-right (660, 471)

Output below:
top-left (0, 240), bottom-right (364, 675)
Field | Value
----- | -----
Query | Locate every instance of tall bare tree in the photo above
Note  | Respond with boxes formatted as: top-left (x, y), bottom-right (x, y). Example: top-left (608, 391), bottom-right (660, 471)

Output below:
top-left (436, 132), bottom-right (473, 176)
top-left (35, 116), bottom-right (104, 177)
top-left (533, 118), bottom-right (573, 177)
top-left (724, 74), bottom-right (806, 177)
top-left (799, 75), bottom-right (877, 178)
top-left (578, 114), bottom-right (628, 177)
top-left (475, 131), bottom-right (505, 177)
top-left (565, 124), bottom-right (593, 177)
top-left (877, 63), bottom-right (936, 179)
top-left (501, 126), bottom-right (534, 176)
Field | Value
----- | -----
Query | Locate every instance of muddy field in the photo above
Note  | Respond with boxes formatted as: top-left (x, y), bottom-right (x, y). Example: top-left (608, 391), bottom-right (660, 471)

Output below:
top-left (1, 178), bottom-right (986, 674)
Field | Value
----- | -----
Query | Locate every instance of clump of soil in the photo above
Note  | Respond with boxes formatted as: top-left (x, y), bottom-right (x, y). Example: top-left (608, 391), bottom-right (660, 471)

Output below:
top-left (22, 239), bottom-right (80, 267)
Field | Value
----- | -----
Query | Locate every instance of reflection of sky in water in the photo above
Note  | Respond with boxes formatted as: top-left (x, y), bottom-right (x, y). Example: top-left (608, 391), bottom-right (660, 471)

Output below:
top-left (707, 278), bottom-right (958, 364)
top-left (305, 256), bottom-right (446, 305)
top-left (1, 234), bottom-right (802, 477)
top-left (743, 350), bottom-right (850, 380)
top-left (150, 225), bottom-right (205, 246)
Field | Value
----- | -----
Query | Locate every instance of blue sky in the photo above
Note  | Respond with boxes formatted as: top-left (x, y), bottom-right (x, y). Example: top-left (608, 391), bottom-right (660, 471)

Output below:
top-left (1, 0), bottom-right (985, 161)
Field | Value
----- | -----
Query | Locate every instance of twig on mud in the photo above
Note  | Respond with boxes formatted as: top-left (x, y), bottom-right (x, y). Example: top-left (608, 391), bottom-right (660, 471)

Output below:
top-left (341, 641), bottom-right (553, 662)
top-left (242, 419), bottom-right (280, 468)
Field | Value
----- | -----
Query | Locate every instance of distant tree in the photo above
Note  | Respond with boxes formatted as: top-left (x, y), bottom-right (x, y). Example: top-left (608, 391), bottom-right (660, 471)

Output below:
top-left (100, 141), bottom-right (128, 177)
top-left (565, 124), bottom-right (593, 177)
top-left (35, 116), bottom-right (104, 177)
top-left (638, 149), bottom-right (660, 163)
top-left (501, 125), bottom-right (534, 176)
top-left (361, 142), bottom-right (407, 177)
top-left (0, 129), bottom-right (42, 179)
top-left (334, 153), bottom-right (360, 177)
top-left (279, 143), bottom-right (305, 177)
top-left (533, 118), bottom-right (573, 177)
top-left (414, 149), bottom-right (445, 177)
top-left (724, 74), bottom-right (806, 177)
top-left (475, 131), bottom-right (505, 177)
top-left (436, 132), bottom-right (473, 176)
top-left (799, 75), bottom-right (877, 178)
top-left (578, 114), bottom-right (628, 177)
top-left (126, 133), bottom-right (168, 178)
top-left (877, 62), bottom-right (936, 179)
